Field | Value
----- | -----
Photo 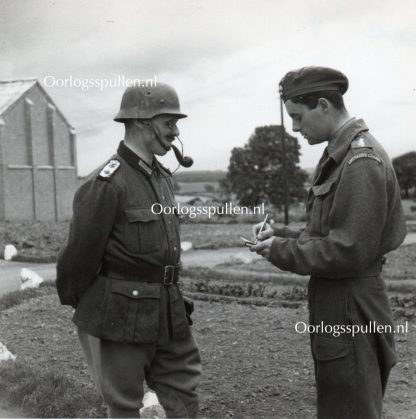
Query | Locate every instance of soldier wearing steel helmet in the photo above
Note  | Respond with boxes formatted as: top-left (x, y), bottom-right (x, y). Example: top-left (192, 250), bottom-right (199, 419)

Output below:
top-left (57, 82), bottom-right (201, 418)
top-left (250, 67), bottom-right (406, 419)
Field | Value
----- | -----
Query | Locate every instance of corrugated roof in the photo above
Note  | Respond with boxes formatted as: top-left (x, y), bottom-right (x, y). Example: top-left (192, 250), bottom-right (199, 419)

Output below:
top-left (0, 79), bottom-right (37, 115)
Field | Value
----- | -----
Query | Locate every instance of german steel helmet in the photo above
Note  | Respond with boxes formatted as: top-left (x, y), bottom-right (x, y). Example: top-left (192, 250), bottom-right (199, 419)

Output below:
top-left (114, 82), bottom-right (187, 122)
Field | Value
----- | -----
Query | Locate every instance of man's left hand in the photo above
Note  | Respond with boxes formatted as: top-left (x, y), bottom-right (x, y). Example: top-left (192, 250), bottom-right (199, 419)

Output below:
top-left (249, 237), bottom-right (275, 259)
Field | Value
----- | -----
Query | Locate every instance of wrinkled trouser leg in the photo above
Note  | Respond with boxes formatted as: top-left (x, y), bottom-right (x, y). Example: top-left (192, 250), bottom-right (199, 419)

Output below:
top-left (148, 334), bottom-right (202, 418)
top-left (78, 329), bottom-right (201, 418)
top-left (78, 329), bottom-right (149, 418)
top-left (309, 276), bottom-right (396, 419)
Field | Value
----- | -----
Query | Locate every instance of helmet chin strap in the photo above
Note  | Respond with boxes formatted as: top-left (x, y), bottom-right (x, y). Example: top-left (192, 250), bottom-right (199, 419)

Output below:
top-left (147, 120), bottom-right (171, 151)
top-left (146, 119), bottom-right (193, 172)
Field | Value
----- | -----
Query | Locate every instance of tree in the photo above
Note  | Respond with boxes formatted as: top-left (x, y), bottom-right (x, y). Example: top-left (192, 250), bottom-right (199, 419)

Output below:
top-left (222, 125), bottom-right (307, 208)
top-left (393, 152), bottom-right (416, 199)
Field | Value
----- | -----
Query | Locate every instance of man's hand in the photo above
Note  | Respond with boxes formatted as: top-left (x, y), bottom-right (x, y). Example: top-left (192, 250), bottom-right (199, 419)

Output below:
top-left (249, 237), bottom-right (275, 259)
top-left (252, 222), bottom-right (273, 242)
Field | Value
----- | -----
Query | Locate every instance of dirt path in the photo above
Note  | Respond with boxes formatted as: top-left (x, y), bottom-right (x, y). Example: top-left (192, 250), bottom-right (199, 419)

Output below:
top-left (402, 231), bottom-right (416, 245)
top-left (183, 246), bottom-right (261, 267)
top-left (1, 232), bottom-right (416, 298)
top-left (0, 261), bottom-right (56, 297)
top-left (0, 248), bottom-right (260, 298)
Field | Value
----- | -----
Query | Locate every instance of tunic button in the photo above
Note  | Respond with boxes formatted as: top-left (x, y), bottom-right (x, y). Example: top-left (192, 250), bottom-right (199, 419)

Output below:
top-left (173, 246), bottom-right (177, 251)
top-left (132, 290), bottom-right (139, 297)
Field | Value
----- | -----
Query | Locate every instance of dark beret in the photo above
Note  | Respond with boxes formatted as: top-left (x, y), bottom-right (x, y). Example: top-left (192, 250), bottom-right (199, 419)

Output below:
top-left (279, 66), bottom-right (349, 102)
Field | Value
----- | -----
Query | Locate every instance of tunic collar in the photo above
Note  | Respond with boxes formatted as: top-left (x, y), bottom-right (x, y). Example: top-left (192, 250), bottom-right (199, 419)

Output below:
top-left (117, 141), bottom-right (171, 177)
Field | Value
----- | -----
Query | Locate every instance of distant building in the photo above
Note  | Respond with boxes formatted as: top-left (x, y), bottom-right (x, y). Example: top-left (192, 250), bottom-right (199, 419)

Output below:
top-left (0, 79), bottom-right (77, 221)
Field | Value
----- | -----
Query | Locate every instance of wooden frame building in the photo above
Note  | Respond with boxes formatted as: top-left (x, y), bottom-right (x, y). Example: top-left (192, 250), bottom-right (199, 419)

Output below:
top-left (0, 79), bottom-right (78, 221)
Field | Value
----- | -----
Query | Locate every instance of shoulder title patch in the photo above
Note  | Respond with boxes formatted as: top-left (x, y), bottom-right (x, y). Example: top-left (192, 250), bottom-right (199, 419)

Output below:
top-left (348, 153), bottom-right (381, 165)
top-left (98, 159), bottom-right (121, 179)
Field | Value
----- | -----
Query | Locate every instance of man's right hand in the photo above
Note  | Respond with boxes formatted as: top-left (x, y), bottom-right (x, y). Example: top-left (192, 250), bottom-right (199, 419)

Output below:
top-left (252, 222), bottom-right (274, 242)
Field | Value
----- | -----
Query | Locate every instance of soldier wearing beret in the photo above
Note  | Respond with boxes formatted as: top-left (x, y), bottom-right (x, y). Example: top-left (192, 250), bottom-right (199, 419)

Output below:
top-left (56, 83), bottom-right (201, 418)
top-left (251, 66), bottom-right (406, 419)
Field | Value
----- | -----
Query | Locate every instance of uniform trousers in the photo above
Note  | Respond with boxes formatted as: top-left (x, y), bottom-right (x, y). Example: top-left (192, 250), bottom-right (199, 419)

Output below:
top-left (308, 275), bottom-right (396, 419)
top-left (78, 329), bottom-right (201, 418)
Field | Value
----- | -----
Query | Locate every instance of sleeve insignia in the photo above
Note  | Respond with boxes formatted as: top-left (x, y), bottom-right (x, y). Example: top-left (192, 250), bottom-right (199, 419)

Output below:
top-left (348, 153), bottom-right (382, 165)
top-left (98, 159), bottom-right (121, 179)
top-left (351, 137), bottom-right (370, 148)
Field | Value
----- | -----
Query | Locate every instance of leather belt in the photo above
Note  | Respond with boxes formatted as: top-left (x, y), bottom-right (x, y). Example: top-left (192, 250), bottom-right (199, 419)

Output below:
top-left (100, 261), bottom-right (179, 286)
top-left (354, 256), bottom-right (386, 277)
top-left (312, 257), bottom-right (386, 280)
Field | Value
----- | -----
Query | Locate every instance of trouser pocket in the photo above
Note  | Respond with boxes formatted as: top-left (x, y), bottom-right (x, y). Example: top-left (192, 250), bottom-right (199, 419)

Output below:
top-left (312, 335), bottom-right (355, 418)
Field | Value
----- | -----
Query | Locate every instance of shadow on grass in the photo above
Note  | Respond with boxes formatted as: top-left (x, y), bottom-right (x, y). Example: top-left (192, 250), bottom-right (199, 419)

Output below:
top-left (0, 361), bottom-right (105, 418)
top-left (0, 282), bottom-right (56, 311)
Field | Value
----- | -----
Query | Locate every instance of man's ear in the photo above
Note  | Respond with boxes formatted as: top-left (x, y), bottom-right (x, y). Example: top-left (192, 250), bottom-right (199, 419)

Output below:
top-left (317, 98), bottom-right (330, 112)
top-left (134, 120), bottom-right (152, 130)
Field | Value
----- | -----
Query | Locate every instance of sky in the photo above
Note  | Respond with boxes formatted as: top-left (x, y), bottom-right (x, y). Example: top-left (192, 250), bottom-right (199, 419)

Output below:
top-left (0, 0), bottom-right (415, 176)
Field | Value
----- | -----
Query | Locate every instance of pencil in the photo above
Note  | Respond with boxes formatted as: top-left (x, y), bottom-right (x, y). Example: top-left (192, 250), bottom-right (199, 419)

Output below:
top-left (258, 213), bottom-right (269, 235)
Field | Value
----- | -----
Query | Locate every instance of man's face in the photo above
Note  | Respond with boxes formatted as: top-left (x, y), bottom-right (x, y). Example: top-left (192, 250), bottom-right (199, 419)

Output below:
top-left (143, 115), bottom-right (180, 156)
top-left (284, 99), bottom-right (331, 145)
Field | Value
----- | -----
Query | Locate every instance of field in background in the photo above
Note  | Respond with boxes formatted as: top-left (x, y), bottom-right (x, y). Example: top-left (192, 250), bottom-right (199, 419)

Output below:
top-left (176, 181), bottom-right (219, 195)
top-left (0, 221), bottom-right (307, 261)
top-left (0, 200), bottom-right (415, 262)
top-left (173, 170), bottom-right (226, 183)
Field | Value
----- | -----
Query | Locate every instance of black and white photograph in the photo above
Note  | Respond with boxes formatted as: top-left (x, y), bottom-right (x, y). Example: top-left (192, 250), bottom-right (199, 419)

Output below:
top-left (0, 0), bottom-right (415, 418)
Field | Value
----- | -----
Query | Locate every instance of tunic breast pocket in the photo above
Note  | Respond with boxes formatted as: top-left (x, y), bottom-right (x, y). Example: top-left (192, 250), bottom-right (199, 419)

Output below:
top-left (124, 207), bottom-right (162, 254)
top-left (310, 180), bottom-right (336, 236)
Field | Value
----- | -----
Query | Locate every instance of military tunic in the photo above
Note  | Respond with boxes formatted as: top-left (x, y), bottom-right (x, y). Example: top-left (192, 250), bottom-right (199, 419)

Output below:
top-left (57, 141), bottom-right (190, 344)
top-left (269, 118), bottom-right (406, 419)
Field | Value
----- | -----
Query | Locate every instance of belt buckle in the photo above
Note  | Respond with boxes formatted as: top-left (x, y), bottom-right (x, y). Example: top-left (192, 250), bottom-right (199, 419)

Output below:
top-left (163, 265), bottom-right (176, 286)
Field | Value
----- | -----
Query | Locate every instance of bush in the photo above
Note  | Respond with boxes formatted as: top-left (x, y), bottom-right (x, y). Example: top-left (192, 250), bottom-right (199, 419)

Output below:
top-left (281, 286), bottom-right (308, 301)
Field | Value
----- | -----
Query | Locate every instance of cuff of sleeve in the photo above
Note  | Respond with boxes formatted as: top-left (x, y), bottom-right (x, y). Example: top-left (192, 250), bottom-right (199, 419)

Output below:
top-left (269, 237), bottom-right (293, 272)
top-left (273, 226), bottom-right (301, 239)
top-left (273, 226), bottom-right (287, 237)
